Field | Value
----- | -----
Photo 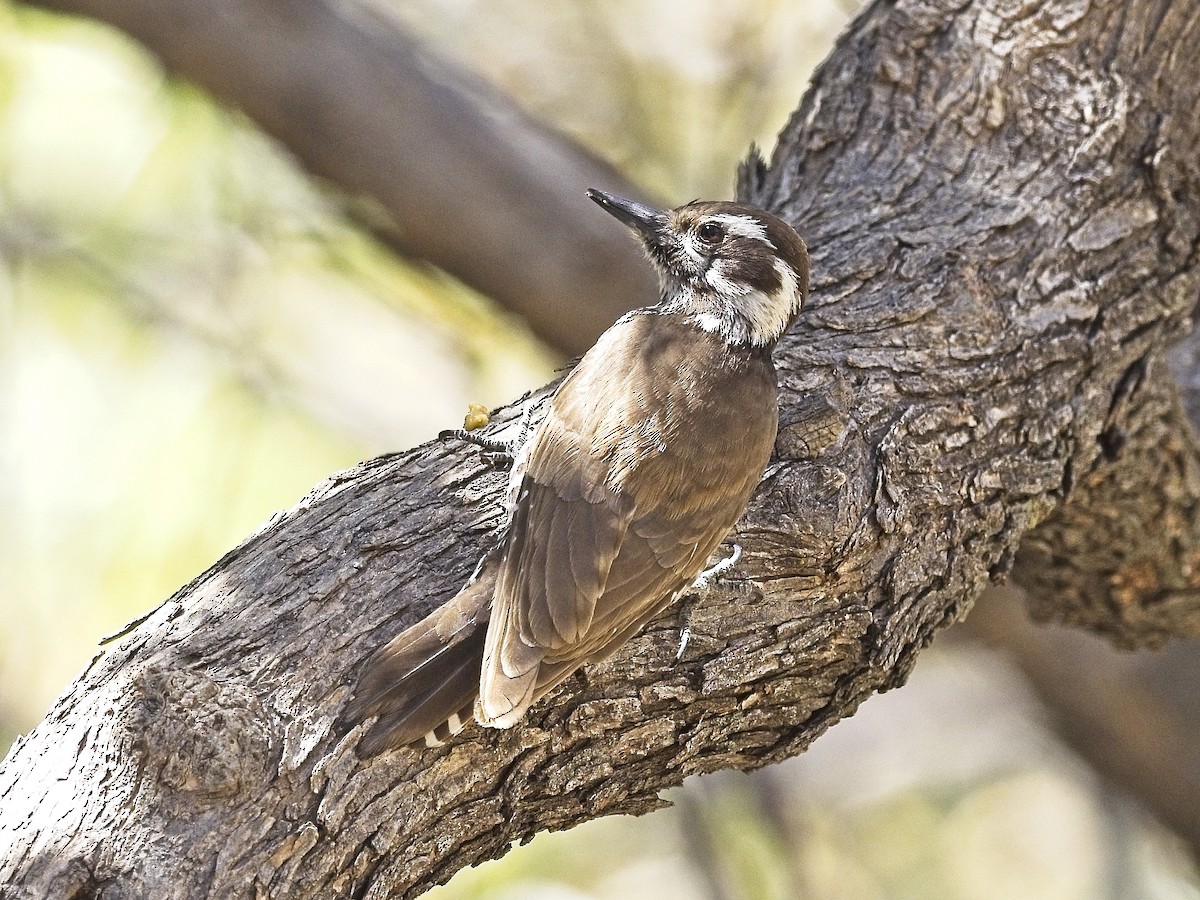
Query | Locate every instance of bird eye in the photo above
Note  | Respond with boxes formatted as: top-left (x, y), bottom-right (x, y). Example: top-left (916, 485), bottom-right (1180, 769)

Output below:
top-left (698, 222), bottom-right (725, 244)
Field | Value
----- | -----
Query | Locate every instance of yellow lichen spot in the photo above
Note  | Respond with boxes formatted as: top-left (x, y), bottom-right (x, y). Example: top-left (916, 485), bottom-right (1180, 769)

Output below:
top-left (463, 403), bottom-right (490, 431)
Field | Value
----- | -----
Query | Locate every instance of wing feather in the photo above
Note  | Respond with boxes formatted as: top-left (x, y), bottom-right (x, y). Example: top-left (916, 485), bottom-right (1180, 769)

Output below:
top-left (478, 313), bottom-right (778, 727)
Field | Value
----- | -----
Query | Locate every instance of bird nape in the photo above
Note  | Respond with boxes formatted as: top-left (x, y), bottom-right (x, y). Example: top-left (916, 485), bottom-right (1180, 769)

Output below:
top-left (341, 189), bottom-right (809, 755)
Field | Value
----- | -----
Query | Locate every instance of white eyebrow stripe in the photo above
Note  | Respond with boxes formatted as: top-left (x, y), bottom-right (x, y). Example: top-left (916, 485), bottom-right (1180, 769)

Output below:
top-left (709, 213), bottom-right (775, 247)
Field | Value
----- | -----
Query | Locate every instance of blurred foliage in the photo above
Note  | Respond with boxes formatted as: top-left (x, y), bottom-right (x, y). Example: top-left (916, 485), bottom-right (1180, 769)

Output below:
top-left (0, 0), bottom-right (1198, 898)
top-left (387, 0), bottom-right (855, 201)
top-left (0, 0), bottom-right (554, 744)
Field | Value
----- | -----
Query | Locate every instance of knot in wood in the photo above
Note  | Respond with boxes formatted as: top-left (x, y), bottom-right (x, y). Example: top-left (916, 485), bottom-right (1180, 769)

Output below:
top-left (130, 666), bottom-right (274, 801)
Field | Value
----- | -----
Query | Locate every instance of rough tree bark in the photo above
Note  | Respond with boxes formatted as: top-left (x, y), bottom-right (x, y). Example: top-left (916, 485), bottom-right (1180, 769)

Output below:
top-left (23, 0), bottom-right (1200, 832)
top-left (4, 0), bottom-right (1200, 898)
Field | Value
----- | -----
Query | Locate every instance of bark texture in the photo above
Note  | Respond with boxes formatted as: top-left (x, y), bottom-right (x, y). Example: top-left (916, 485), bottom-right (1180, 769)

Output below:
top-left (18, 0), bottom-right (658, 356)
top-left (1014, 353), bottom-right (1200, 645)
top-left (4, 0), bottom-right (1200, 897)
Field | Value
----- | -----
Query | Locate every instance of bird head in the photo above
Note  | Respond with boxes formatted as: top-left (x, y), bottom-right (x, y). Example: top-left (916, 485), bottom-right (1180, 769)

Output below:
top-left (587, 188), bottom-right (810, 348)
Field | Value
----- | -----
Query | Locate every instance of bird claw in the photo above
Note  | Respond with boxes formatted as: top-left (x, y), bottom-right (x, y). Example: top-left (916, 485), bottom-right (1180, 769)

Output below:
top-left (440, 428), bottom-right (516, 469)
top-left (441, 401), bottom-right (539, 470)
top-left (675, 625), bottom-right (691, 662)
top-left (439, 428), bottom-right (510, 454)
top-left (692, 543), bottom-right (742, 589)
top-left (675, 544), bottom-right (743, 662)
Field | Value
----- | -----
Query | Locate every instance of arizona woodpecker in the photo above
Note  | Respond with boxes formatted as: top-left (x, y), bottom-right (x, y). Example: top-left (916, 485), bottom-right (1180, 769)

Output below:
top-left (344, 189), bottom-right (810, 753)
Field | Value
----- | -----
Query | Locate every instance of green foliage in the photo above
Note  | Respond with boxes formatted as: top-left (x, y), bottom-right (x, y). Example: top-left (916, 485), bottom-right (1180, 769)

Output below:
top-left (3, 4), bottom-right (1196, 899)
top-left (0, 1), bottom-right (552, 744)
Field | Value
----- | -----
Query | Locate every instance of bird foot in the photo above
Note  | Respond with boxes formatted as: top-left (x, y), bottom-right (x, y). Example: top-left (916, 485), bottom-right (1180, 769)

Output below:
top-left (676, 543), bottom-right (742, 661)
top-left (440, 401), bottom-right (538, 470)
top-left (439, 428), bottom-right (515, 468)
top-left (675, 624), bottom-right (692, 662)
top-left (692, 543), bottom-right (742, 589)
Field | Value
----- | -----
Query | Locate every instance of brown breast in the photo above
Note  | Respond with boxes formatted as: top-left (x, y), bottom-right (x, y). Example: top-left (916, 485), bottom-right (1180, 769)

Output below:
top-left (504, 310), bottom-right (777, 654)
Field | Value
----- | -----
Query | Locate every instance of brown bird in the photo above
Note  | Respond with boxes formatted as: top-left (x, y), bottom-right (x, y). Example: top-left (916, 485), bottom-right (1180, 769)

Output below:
top-left (344, 189), bottom-right (809, 754)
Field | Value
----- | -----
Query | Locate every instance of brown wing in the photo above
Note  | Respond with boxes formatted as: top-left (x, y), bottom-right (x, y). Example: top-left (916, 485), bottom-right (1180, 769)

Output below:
top-left (477, 404), bottom-right (637, 725)
top-left (477, 313), bottom-right (777, 726)
top-left (568, 430), bottom-right (767, 664)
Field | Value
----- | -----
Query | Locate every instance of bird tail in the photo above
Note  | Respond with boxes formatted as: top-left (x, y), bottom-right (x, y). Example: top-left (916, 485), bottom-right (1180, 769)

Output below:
top-left (344, 562), bottom-right (495, 755)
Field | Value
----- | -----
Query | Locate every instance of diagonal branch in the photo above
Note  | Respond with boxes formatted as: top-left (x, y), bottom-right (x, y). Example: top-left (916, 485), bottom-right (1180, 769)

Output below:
top-left (3, 0), bottom-right (1200, 897)
top-left (19, 0), bottom-right (658, 356)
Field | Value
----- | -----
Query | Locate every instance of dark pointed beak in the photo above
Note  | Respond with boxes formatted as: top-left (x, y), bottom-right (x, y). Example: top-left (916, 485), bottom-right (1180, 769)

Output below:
top-left (586, 188), bottom-right (667, 239)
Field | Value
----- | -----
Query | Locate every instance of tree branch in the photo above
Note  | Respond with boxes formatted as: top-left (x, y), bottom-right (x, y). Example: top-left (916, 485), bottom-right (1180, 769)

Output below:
top-left (962, 589), bottom-right (1200, 856)
top-left (4, 0), bottom-right (1200, 897)
top-left (1014, 353), bottom-right (1200, 645)
top-left (18, 0), bottom-right (658, 356)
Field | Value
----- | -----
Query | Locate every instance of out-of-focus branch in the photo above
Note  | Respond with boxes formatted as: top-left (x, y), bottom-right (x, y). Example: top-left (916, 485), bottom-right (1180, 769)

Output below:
top-left (962, 589), bottom-right (1200, 857)
top-left (987, 322), bottom-right (1200, 860)
top-left (4, 0), bottom-right (1200, 897)
top-left (19, 0), bottom-right (657, 356)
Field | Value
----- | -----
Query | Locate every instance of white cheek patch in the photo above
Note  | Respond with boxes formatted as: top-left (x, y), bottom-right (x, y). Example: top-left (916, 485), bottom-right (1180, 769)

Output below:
top-left (740, 291), bottom-right (793, 346)
top-left (774, 257), bottom-right (800, 310)
top-left (704, 258), bottom-right (752, 298)
top-left (709, 214), bottom-right (776, 248)
top-left (692, 256), bottom-right (804, 346)
top-left (743, 258), bottom-right (802, 344)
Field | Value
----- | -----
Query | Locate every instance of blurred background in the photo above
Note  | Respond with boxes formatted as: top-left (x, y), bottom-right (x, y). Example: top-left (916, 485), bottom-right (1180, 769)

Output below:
top-left (0, 0), bottom-right (1197, 897)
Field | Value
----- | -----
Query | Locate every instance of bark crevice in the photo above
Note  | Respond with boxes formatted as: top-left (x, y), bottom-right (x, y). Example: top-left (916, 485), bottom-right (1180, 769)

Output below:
top-left (3, 0), bottom-right (1200, 897)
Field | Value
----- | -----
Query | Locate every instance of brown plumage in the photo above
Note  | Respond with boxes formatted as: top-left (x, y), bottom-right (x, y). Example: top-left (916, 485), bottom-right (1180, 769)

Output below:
top-left (344, 190), bottom-right (809, 754)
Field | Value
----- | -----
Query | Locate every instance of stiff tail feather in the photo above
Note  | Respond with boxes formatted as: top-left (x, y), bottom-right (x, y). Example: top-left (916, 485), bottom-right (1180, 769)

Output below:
top-left (344, 565), bottom-right (494, 755)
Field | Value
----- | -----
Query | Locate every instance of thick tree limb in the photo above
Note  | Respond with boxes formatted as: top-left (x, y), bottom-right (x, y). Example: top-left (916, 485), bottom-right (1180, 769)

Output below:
top-left (4, 0), bottom-right (1200, 898)
top-left (18, 0), bottom-right (658, 356)
top-left (1014, 353), bottom-right (1200, 645)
